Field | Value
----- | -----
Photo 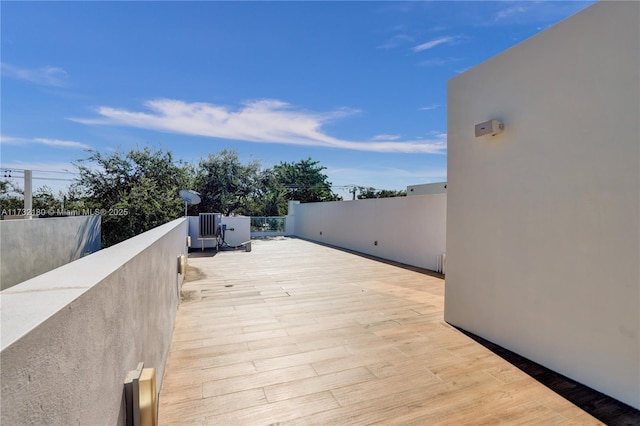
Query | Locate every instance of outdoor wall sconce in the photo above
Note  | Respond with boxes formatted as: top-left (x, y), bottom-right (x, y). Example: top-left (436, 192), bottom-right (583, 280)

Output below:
top-left (124, 362), bottom-right (157, 426)
top-left (475, 119), bottom-right (504, 137)
top-left (177, 254), bottom-right (187, 275)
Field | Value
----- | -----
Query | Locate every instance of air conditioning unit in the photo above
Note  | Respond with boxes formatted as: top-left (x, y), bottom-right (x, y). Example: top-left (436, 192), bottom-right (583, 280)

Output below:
top-left (199, 213), bottom-right (221, 238)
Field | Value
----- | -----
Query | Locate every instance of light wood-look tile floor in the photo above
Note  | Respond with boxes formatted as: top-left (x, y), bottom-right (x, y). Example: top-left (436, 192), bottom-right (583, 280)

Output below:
top-left (158, 238), bottom-right (602, 425)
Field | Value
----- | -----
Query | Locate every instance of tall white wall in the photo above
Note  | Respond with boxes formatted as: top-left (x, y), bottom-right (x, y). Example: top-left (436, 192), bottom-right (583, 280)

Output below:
top-left (1, 218), bottom-right (188, 425)
top-left (0, 216), bottom-right (101, 290)
top-left (446, 2), bottom-right (639, 409)
top-left (294, 194), bottom-right (446, 271)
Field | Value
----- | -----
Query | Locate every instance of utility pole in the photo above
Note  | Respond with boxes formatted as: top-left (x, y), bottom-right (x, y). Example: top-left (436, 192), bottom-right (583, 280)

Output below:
top-left (24, 170), bottom-right (33, 219)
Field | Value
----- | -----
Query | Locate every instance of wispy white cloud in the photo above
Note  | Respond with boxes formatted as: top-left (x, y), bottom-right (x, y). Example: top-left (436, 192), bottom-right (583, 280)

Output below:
top-left (372, 134), bottom-right (401, 141)
top-left (377, 34), bottom-right (413, 50)
top-left (487, 1), bottom-right (595, 26)
top-left (33, 138), bottom-right (91, 150)
top-left (419, 105), bottom-right (440, 111)
top-left (332, 165), bottom-right (447, 181)
top-left (1, 135), bottom-right (90, 150)
top-left (1, 63), bottom-right (69, 87)
top-left (327, 165), bottom-right (447, 191)
top-left (412, 36), bottom-right (457, 52)
top-left (418, 57), bottom-right (462, 67)
top-left (495, 4), bottom-right (529, 21)
top-left (454, 66), bottom-right (472, 74)
top-left (72, 98), bottom-right (447, 154)
top-left (0, 135), bottom-right (24, 144)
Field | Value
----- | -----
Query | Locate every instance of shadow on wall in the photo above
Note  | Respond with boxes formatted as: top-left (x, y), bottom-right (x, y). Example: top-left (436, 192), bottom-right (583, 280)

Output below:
top-left (71, 216), bottom-right (102, 260)
top-left (0, 215), bottom-right (103, 291)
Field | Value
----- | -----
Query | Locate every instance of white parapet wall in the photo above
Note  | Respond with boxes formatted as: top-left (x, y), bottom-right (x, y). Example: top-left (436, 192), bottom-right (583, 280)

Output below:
top-left (0, 215), bottom-right (101, 290)
top-left (0, 218), bottom-right (189, 425)
top-left (407, 182), bottom-right (447, 196)
top-left (293, 194), bottom-right (446, 272)
top-left (446, 2), bottom-right (639, 409)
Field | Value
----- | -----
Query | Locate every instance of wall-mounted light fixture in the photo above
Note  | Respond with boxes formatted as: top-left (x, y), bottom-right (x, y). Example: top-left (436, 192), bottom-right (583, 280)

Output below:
top-left (125, 362), bottom-right (157, 426)
top-left (177, 254), bottom-right (187, 275)
top-left (475, 119), bottom-right (504, 137)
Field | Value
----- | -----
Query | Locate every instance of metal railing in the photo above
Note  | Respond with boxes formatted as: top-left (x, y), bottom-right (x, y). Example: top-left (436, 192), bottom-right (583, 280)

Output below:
top-left (250, 216), bottom-right (286, 233)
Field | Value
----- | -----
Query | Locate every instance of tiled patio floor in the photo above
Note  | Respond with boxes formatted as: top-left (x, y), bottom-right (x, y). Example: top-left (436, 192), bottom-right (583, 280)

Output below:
top-left (158, 237), bottom-right (604, 425)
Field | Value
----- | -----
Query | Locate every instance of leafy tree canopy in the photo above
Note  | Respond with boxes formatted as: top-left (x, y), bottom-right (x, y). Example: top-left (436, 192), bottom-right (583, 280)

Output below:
top-left (250, 167), bottom-right (288, 216)
top-left (194, 149), bottom-right (261, 216)
top-left (0, 182), bottom-right (68, 213)
top-left (0, 180), bottom-right (24, 212)
top-left (356, 186), bottom-right (407, 199)
top-left (273, 158), bottom-right (341, 203)
top-left (72, 146), bottom-right (191, 247)
top-left (3, 146), bottom-right (405, 244)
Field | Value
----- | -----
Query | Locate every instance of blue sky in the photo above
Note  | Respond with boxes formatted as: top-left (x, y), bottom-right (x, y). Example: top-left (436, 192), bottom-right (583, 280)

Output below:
top-left (1, 1), bottom-right (595, 198)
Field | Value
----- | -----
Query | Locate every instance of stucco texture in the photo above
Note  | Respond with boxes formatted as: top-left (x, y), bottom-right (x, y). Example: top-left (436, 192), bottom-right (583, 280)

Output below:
top-left (445, 1), bottom-right (639, 409)
top-left (1, 216), bottom-right (101, 290)
top-left (0, 218), bottom-right (188, 425)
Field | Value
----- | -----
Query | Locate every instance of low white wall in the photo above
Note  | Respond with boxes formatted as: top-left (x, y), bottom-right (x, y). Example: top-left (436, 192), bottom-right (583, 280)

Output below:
top-left (407, 182), bottom-right (447, 196)
top-left (293, 194), bottom-right (446, 271)
top-left (0, 218), bottom-right (188, 425)
top-left (0, 216), bottom-right (101, 290)
top-left (221, 216), bottom-right (251, 247)
top-left (446, 2), bottom-right (639, 409)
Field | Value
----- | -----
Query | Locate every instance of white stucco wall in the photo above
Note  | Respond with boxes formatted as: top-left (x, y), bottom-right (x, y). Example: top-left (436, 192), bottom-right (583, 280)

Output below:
top-left (407, 182), bottom-right (447, 196)
top-left (0, 218), bottom-right (188, 424)
top-left (293, 194), bottom-right (446, 271)
top-left (0, 216), bottom-right (101, 290)
top-left (446, 1), bottom-right (639, 409)
top-left (221, 216), bottom-right (251, 246)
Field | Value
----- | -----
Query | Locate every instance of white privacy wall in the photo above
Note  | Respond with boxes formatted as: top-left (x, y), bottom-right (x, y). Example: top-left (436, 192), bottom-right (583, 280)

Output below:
top-left (445, 2), bottom-right (639, 409)
top-left (1, 218), bottom-right (188, 425)
top-left (293, 194), bottom-right (446, 271)
top-left (0, 216), bottom-right (101, 290)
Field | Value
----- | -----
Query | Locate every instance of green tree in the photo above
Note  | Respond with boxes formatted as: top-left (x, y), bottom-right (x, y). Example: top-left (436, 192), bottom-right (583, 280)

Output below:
top-left (356, 186), bottom-right (407, 199)
top-left (61, 185), bottom-right (92, 214)
top-left (72, 147), bottom-right (191, 247)
top-left (250, 168), bottom-right (287, 216)
top-left (0, 180), bottom-right (24, 214)
top-left (32, 186), bottom-right (61, 211)
top-left (194, 149), bottom-right (261, 216)
top-left (0, 182), bottom-right (77, 217)
top-left (273, 158), bottom-right (341, 203)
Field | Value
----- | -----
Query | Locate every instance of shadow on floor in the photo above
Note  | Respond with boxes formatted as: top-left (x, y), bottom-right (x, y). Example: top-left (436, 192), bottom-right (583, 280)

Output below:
top-left (299, 237), bottom-right (445, 279)
top-left (455, 327), bottom-right (640, 426)
top-left (187, 248), bottom-right (219, 258)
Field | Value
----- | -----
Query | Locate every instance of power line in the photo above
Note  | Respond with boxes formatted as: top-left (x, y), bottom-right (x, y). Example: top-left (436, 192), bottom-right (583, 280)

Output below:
top-left (1, 167), bottom-right (77, 184)
top-left (31, 177), bottom-right (75, 182)
top-left (0, 167), bottom-right (78, 175)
